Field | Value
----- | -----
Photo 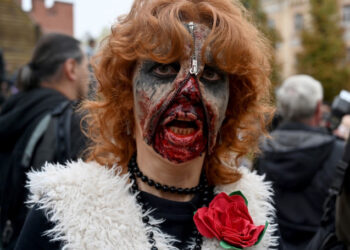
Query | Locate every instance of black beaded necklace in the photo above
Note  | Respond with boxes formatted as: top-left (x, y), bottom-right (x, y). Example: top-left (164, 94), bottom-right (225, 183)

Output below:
top-left (128, 154), bottom-right (213, 250)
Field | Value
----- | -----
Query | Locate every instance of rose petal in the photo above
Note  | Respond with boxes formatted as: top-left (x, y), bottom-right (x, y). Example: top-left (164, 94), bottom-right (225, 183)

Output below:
top-left (210, 193), bottom-right (231, 212)
top-left (194, 207), bottom-right (220, 239)
top-left (226, 202), bottom-right (253, 225)
top-left (222, 224), bottom-right (265, 247)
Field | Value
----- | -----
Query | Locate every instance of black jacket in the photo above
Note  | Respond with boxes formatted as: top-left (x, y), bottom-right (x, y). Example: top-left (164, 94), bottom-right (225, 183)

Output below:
top-left (0, 88), bottom-right (86, 249)
top-left (256, 122), bottom-right (344, 250)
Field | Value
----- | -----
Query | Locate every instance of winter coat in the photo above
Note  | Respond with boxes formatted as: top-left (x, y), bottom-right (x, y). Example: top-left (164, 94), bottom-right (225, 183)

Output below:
top-left (0, 87), bottom-right (86, 248)
top-left (20, 160), bottom-right (278, 250)
top-left (256, 121), bottom-right (344, 250)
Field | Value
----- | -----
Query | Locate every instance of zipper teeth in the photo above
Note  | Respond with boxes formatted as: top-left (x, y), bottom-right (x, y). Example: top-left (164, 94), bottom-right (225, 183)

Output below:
top-left (188, 75), bottom-right (211, 152)
top-left (189, 22), bottom-right (198, 76)
top-left (188, 22), bottom-right (210, 151)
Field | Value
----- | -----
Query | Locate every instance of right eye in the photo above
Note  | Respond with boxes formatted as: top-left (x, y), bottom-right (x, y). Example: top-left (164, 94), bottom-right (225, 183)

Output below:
top-left (152, 63), bottom-right (179, 77)
top-left (201, 68), bottom-right (222, 82)
top-left (200, 65), bottom-right (225, 83)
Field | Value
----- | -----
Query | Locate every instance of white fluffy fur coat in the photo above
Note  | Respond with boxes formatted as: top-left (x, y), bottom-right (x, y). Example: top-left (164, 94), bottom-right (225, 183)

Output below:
top-left (26, 160), bottom-right (278, 250)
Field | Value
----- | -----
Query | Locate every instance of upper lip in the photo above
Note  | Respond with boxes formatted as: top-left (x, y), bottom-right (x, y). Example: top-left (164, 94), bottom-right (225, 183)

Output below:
top-left (162, 111), bottom-right (198, 126)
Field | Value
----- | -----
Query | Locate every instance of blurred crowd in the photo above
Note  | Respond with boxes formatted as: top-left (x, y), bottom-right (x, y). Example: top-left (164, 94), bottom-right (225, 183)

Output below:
top-left (255, 76), bottom-right (350, 249)
top-left (0, 31), bottom-right (350, 250)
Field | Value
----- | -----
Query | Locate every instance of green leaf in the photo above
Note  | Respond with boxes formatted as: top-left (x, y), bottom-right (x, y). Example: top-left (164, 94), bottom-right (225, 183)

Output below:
top-left (254, 221), bottom-right (269, 245)
top-left (219, 240), bottom-right (243, 250)
top-left (228, 191), bottom-right (248, 205)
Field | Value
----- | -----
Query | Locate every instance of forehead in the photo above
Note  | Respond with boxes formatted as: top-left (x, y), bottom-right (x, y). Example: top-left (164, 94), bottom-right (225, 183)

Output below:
top-left (184, 22), bottom-right (211, 56)
top-left (134, 22), bottom-right (213, 70)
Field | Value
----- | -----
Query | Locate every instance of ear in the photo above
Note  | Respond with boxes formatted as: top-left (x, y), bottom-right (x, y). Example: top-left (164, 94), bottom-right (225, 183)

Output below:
top-left (62, 58), bottom-right (78, 81)
top-left (314, 100), bottom-right (322, 126)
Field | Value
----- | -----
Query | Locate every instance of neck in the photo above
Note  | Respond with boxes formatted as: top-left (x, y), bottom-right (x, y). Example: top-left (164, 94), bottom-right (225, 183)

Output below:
top-left (135, 130), bottom-right (205, 202)
top-left (302, 116), bottom-right (319, 127)
top-left (41, 80), bottom-right (76, 100)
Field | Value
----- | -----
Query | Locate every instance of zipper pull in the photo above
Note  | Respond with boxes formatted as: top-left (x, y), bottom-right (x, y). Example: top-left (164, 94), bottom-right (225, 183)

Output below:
top-left (190, 58), bottom-right (198, 76)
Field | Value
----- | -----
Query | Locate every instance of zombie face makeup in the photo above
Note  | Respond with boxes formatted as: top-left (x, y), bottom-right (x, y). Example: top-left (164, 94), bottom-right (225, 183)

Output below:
top-left (133, 23), bottom-right (229, 163)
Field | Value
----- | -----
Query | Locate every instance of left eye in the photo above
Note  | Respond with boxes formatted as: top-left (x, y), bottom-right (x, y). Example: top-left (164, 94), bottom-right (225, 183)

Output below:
top-left (152, 64), bottom-right (178, 77)
top-left (201, 67), bottom-right (222, 81)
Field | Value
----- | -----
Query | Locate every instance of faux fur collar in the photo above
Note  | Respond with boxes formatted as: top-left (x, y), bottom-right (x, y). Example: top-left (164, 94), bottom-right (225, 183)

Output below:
top-left (27, 160), bottom-right (278, 250)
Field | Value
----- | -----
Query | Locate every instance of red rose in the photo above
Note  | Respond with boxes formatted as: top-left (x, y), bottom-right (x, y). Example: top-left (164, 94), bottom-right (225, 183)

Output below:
top-left (193, 191), bottom-right (267, 249)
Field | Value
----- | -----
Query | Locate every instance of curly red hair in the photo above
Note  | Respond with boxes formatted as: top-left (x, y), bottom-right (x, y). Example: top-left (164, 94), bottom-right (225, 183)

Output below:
top-left (83, 0), bottom-right (274, 185)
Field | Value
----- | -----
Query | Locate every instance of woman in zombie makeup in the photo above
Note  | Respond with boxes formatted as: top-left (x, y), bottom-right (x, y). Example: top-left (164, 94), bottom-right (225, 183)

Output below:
top-left (15, 0), bottom-right (278, 249)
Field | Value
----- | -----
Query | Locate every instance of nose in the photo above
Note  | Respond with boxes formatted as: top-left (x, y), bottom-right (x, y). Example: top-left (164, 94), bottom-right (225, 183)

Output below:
top-left (178, 76), bottom-right (201, 102)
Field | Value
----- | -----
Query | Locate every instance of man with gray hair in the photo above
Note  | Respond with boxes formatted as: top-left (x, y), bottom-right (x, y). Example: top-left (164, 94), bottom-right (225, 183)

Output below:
top-left (277, 75), bottom-right (323, 125)
top-left (256, 75), bottom-right (345, 249)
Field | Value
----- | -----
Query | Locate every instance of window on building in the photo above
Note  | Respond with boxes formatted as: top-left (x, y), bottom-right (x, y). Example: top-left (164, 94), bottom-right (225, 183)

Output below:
top-left (343, 5), bottom-right (350, 24)
top-left (294, 13), bottom-right (304, 31)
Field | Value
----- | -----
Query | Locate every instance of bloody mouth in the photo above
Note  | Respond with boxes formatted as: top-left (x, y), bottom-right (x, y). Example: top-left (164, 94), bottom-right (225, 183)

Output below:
top-left (164, 112), bottom-right (201, 140)
top-left (153, 97), bottom-right (208, 163)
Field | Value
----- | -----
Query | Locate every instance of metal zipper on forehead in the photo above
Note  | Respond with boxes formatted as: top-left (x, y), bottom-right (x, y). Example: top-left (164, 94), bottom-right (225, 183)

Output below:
top-left (188, 22), bottom-right (199, 76)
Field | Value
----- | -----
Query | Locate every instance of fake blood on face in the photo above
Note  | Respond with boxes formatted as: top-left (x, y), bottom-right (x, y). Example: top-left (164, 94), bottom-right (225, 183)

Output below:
top-left (153, 77), bottom-right (208, 163)
top-left (133, 23), bottom-right (230, 164)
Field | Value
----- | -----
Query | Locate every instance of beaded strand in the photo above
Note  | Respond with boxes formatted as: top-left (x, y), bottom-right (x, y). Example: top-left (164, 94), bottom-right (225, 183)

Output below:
top-left (128, 154), bottom-right (213, 250)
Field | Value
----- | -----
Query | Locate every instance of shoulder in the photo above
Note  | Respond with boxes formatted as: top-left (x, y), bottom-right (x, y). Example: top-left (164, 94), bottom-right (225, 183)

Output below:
top-left (322, 138), bottom-right (345, 173)
top-left (214, 167), bottom-right (278, 250)
top-left (27, 160), bottom-right (129, 207)
top-left (318, 136), bottom-right (345, 164)
top-left (26, 160), bottom-right (152, 249)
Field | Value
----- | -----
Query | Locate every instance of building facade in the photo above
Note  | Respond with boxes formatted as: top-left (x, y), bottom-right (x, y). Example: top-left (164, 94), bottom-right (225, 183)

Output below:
top-left (0, 0), bottom-right (74, 76)
top-left (0, 0), bottom-right (39, 74)
top-left (262, 0), bottom-right (350, 79)
top-left (26, 0), bottom-right (73, 36)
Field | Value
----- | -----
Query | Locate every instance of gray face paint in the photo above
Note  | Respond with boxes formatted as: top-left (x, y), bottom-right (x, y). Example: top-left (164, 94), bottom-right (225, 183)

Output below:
top-left (133, 23), bottom-right (230, 163)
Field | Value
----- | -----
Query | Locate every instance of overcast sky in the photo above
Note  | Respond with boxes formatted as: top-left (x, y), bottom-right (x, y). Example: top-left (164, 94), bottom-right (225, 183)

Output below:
top-left (22, 0), bottom-right (134, 39)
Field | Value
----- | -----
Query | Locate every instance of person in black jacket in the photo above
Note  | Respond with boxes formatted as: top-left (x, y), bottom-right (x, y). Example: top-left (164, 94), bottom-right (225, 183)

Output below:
top-left (256, 75), bottom-right (345, 250)
top-left (0, 33), bottom-right (89, 249)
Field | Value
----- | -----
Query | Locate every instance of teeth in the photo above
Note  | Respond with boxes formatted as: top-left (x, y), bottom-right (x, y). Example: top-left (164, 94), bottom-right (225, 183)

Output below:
top-left (170, 126), bottom-right (195, 135)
